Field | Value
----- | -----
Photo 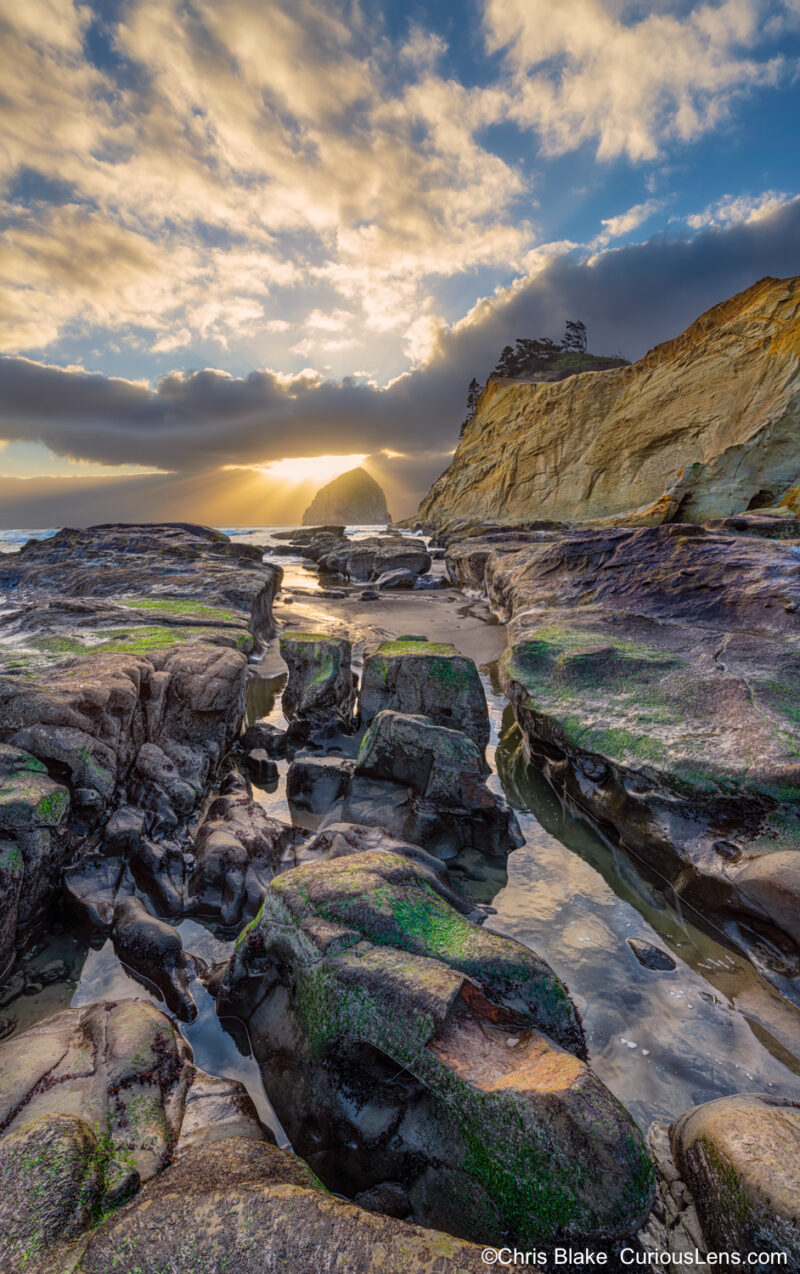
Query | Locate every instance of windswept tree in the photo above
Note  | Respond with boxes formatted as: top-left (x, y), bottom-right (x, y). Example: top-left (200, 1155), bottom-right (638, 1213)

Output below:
top-left (460, 377), bottom-right (483, 435)
top-left (562, 319), bottom-right (587, 353)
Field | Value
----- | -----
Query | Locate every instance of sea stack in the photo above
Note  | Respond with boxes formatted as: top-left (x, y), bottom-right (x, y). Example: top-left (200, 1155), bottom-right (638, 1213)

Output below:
top-left (302, 466), bottom-right (391, 526)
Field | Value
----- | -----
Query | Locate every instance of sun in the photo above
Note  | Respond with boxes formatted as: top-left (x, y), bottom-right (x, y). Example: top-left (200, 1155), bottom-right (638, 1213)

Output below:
top-left (254, 454), bottom-right (368, 485)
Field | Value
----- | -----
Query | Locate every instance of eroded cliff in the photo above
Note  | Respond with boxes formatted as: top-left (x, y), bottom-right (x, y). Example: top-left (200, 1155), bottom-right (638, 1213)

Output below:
top-left (418, 276), bottom-right (800, 525)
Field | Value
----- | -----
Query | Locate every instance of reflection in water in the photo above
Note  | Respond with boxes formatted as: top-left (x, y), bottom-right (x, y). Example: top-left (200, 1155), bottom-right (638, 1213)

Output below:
top-left (488, 708), bottom-right (800, 1126)
top-left (246, 671), bottom-right (287, 726)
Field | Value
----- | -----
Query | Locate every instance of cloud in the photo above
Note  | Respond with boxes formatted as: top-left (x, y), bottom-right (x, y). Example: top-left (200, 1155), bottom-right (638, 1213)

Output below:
top-left (485, 0), bottom-right (794, 161)
top-left (592, 199), bottom-right (664, 247)
top-left (1, 197), bottom-right (799, 523)
top-left (686, 189), bottom-right (797, 228)
top-left (0, 0), bottom-right (530, 360)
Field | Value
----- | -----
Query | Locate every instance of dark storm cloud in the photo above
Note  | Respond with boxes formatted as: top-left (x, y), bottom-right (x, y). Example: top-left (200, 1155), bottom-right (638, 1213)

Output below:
top-left (1, 201), bottom-right (799, 487)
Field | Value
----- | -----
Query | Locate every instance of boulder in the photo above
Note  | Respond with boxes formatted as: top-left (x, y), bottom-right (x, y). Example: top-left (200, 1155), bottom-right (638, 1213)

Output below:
top-left (302, 466), bottom-right (391, 526)
top-left (300, 821), bottom-right (452, 880)
top-left (128, 836), bottom-right (186, 915)
top-left (418, 276), bottom-right (800, 526)
top-left (359, 638), bottom-right (490, 754)
top-left (0, 1000), bottom-right (275, 1273)
top-left (286, 753), bottom-right (354, 815)
top-left (63, 853), bottom-right (127, 931)
top-left (670, 1093), bottom-right (800, 1259)
top-left (279, 632), bottom-right (355, 730)
top-left (344, 711), bottom-right (523, 858)
top-left (0, 1000), bottom-right (192, 1188)
top-left (187, 785), bottom-right (305, 925)
top-left (239, 721), bottom-right (287, 755)
top-left (219, 851), bottom-right (654, 1246)
top-left (0, 1113), bottom-right (108, 1258)
top-left (66, 1137), bottom-right (486, 1273)
top-left (244, 748), bottom-right (279, 785)
top-left (375, 568), bottom-right (418, 589)
top-left (316, 536), bottom-right (432, 582)
top-left (112, 896), bottom-right (195, 1020)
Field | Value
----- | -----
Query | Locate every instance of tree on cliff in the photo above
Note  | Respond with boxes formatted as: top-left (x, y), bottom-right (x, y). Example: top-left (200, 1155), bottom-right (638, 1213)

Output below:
top-left (460, 377), bottom-right (483, 435)
top-left (562, 319), bottom-right (587, 353)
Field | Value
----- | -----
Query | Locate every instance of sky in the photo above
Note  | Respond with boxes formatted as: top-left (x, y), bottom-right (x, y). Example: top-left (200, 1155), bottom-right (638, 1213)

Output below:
top-left (1, 0), bottom-right (799, 525)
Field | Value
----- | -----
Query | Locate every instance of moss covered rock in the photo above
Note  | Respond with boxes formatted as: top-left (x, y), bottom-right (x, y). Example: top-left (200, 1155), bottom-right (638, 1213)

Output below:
top-left (359, 638), bottom-right (490, 754)
top-left (279, 632), bottom-right (355, 730)
top-left (440, 521), bottom-right (800, 959)
top-left (220, 851), bottom-right (653, 1246)
top-left (0, 1112), bottom-right (105, 1266)
top-left (343, 710), bottom-right (523, 858)
top-left (0, 743), bottom-right (70, 975)
top-left (670, 1093), bottom-right (800, 1260)
top-left (71, 1137), bottom-right (486, 1273)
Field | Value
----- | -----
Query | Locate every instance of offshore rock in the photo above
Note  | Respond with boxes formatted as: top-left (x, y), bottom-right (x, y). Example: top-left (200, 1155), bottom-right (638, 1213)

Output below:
top-left (418, 276), bottom-right (800, 526)
top-left (219, 851), bottom-right (654, 1247)
top-left (302, 466), bottom-right (391, 525)
top-left (359, 637), bottom-right (490, 754)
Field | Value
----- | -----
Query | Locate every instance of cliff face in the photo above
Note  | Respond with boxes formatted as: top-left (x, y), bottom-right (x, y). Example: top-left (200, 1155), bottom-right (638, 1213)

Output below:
top-left (302, 466), bottom-right (391, 526)
top-left (418, 276), bottom-right (800, 525)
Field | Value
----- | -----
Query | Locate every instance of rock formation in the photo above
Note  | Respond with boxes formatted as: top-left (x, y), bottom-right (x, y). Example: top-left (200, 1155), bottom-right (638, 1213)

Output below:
top-left (0, 1002), bottom-right (485, 1273)
top-left (670, 1093), bottom-right (800, 1261)
top-left (417, 276), bottom-right (800, 526)
top-left (302, 466), bottom-right (391, 525)
top-left (219, 850), bottom-right (654, 1247)
top-left (0, 523), bottom-right (281, 975)
top-left (444, 519), bottom-right (800, 979)
top-left (275, 524), bottom-right (431, 581)
top-left (359, 637), bottom-right (490, 753)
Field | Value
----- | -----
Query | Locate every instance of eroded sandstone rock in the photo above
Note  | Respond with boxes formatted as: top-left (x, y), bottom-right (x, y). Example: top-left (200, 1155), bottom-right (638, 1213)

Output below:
top-left (0, 1000), bottom-right (274, 1273)
top-left (112, 895), bottom-right (195, 1020)
top-left (0, 743), bottom-right (70, 974)
top-left (448, 523), bottom-right (800, 962)
top-left (418, 276), bottom-right (800, 526)
top-left (67, 1137), bottom-right (486, 1273)
top-left (187, 780), bottom-right (305, 925)
top-left (342, 710), bottom-right (522, 858)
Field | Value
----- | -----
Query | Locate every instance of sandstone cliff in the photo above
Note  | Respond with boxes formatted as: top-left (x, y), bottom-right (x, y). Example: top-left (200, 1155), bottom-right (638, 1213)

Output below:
top-left (302, 466), bottom-right (390, 525)
top-left (418, 276), bottom-right (800, 525)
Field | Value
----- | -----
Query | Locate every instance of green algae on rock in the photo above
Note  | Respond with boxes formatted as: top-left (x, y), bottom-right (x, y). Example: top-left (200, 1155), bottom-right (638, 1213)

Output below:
top-left (219, 850), bottom-right (654, 1247)
top-left (359, 637), bottom-right (490, 754)
top-left (670, 1093), bottom-right (800, 1261)
top-left (65, 1137), bottom-right (487, 1274)
top-left (444, 521), bottom-right (800, 961)
top-left (279, 631), bottom-right (356, 729)
top-left (342, 710), bottom-right (523, 858)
